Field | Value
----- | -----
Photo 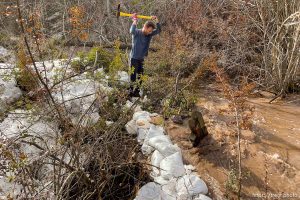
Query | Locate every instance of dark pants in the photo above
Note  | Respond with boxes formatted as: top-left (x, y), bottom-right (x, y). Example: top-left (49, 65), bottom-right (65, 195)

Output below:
top-left (129, 58), bottom-right (144, 97)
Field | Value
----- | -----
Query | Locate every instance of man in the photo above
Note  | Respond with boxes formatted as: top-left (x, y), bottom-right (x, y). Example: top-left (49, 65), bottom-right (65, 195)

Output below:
top-left (129, 13), bottom-right (161, 97)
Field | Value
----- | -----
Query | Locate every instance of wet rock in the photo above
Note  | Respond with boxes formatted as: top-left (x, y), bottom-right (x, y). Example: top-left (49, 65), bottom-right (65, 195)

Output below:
top-left (171, 115), bottom-right (183, 124)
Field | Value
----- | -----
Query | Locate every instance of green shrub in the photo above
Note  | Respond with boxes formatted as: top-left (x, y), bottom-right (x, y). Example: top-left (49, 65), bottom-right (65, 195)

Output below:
top-left (87, 47), bottom-right (112, 69)
top-left (0, 33), bottom-right (15, 48)
top-left (108, 41), bottom-right (124, 77)
top-left (70, 47), bottom-right (113, 73)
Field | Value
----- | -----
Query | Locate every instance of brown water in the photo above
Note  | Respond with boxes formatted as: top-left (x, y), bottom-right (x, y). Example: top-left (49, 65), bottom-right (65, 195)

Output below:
top-left (165, 86), bottom-right (300, 200)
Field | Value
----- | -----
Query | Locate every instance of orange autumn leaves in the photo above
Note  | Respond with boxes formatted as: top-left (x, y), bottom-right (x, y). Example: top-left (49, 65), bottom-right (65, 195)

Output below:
top-left (69, 6), bottom-right (92, 42)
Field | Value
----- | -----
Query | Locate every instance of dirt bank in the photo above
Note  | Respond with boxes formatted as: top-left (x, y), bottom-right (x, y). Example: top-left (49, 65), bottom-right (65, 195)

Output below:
top-left (165, 84), bottom-right (300, 200)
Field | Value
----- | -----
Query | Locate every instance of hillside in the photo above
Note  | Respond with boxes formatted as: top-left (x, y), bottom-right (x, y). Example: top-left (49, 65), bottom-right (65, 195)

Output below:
top-left (0, 0), bottom-right (300, 200)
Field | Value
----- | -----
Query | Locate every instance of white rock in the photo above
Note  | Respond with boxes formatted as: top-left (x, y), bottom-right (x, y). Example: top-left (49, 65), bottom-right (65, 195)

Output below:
top-left (0, 46), bottom-right (9, 57)
top-left (0, 175), bottom-right (22, 199)
top-left (141, 95), bottom-right (150, 103)
top-left (124, 100), bottom-right (142, 112)
top-left (105, 121), bottom-right (114, 126)
top-left (176, 175), bottom-right (208, 197)
top-left (160, 152), bottom-right (185, 180)
top-left (0, 77), bottom-right (22, 112)
top-left (134, 182), bottom-right (162, 200)
top-left (0, 111), bottom-right (30, 139)
top-left (0, 110), bottom-right (59, 154)
top-left (71, 112), bottom-right (100, 127)
top-left (139, 90), bottom-right (144, 97)
top-left (52, 78), bottom-right (99, 115)
top-left (94, 67), bottom-right (104, 74)
top-left (117, 71), bottom-right (129, 83)
top-left (125, 100), bottom-right (134, 109)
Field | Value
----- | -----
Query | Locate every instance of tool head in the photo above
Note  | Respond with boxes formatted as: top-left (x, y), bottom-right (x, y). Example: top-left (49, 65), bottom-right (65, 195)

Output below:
top-left (117, 3), bottom-right (120, 19)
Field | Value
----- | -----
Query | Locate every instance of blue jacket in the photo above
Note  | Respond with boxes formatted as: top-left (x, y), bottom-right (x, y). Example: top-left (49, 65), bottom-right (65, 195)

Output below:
top-left (130, 23), bottom-right (161, 60)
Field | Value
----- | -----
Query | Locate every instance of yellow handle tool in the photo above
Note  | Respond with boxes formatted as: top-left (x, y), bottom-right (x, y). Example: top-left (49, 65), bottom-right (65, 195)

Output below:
top-left (119, 12), bottom-right (152, 20)
top-left (117, 4), bottom-right (152, 20)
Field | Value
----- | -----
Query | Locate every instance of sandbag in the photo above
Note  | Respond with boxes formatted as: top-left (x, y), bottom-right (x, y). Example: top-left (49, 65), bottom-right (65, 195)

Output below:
top-left (161, 178), bottom-right (177, 198)
top-left (143, 125), bottom-right (165, 146)
top-left (160, 190), bottom-right (177, 200)
top-left (155, 143), bottom-right (181, 157)
top-left (176, 175), bottom-right (208, 197)
top-left (148, 135), bottom-right (172, 148)
top-left (136, 118), bottom-right (151, 129)
top-left (194, 194), bottom-right (212, 200)
top-left (133, 111), bottom-right (151, 121)
top-left (184, 165), bottom-right (196, 175)
top-left (141, 143), bottom-right (154, 155)
top-left (160, 152), bottom-right (185, 180)
top-left (134, 182), bottom-right (162, 200)
top-left (153, 175), bottom-right (169, 185)
top-left (151, 150), bottom-right (164, 176)
top-left (137, 128), bottom-right (148, 144)
top-left (148, 124), bottom-right (165, 136)
top-left (125, 119), bottom-right (137, 135)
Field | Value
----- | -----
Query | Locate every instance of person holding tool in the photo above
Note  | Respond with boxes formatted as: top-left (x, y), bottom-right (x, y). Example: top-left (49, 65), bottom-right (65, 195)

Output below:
top-left (128, 13), bottom-right (161, 97)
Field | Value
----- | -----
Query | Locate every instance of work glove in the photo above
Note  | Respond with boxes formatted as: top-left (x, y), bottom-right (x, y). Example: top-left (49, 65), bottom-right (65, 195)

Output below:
top-left (151, 16), bottom-right (159, 23)
top-left (132, 13), bottom-right (138, 21)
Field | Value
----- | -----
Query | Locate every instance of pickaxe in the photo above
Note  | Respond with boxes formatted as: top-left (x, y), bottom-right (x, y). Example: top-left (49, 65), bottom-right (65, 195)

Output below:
top-left (116, 4), bottom-right (152, 20)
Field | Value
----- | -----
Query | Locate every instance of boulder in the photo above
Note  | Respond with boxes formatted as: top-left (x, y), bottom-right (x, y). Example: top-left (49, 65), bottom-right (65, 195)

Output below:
top-left (0, 77), bottom-right (22, 113)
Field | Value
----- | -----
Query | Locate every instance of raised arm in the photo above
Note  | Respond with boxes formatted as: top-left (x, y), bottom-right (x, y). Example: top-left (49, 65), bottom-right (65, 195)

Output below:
top-left (149, 16), bottom-right (161, 36)
top-left (130, 13), bottom-right (138, 35)
top-left (150, 23), bottom-right (161, 36)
